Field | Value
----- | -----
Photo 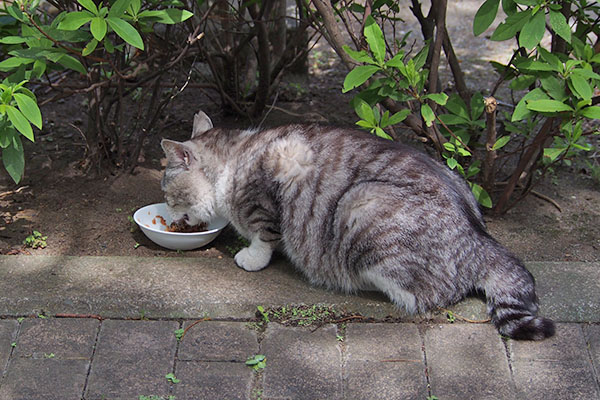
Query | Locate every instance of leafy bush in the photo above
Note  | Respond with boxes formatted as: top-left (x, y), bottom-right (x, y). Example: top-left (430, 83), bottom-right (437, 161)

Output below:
top-left (310, 0), bottom-right (600, 213)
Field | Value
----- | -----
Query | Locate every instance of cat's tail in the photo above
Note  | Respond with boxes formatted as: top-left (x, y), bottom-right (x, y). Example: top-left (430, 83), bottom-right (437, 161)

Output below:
top-left (480, 246), bottom-right (556, 341)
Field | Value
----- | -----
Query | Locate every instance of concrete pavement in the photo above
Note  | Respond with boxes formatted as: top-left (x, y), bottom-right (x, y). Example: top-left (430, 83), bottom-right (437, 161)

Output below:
top-left (0, 255), bottom-right (599, 399)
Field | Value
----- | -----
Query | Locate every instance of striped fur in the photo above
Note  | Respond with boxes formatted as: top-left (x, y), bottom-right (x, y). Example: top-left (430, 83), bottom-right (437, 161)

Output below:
top-left (161, 112), bottom-right (555, 340)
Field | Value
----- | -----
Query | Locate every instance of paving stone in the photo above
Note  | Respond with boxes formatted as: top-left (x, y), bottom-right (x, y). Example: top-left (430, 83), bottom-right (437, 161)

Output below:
top-left (510, 324), bottom-right (600, 399)
top-left (424, 324), bottom-right (515, 400)
top-left (14, 318), bottom-right (99, 359)
top-left (262, 323), bottom-right (342, 400)
top-left (343, 324), bottom-right (427, 400)
top-left (85, 320), bottom-right (178, 400)
top-left (584, 324), bottom-right (600, 387)
top-left (0, 358), bottom-right (89, 400)
top-left (174, 361), bottom-right (253, 399)
top-left (0, 320), bottom-right (18, 375)
top-left (178, 321), bottom-right (258, 362)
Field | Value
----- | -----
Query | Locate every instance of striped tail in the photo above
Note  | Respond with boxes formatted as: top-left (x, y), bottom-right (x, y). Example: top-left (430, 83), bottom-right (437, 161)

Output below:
top-left (481, 250), bottom-right (555, 340)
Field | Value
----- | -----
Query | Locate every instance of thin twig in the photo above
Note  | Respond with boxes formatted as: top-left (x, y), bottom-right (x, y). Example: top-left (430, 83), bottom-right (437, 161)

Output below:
top-left (530, 190), bottom-right (562, 212)
top-left (180, 317), bottom-right (211, 341)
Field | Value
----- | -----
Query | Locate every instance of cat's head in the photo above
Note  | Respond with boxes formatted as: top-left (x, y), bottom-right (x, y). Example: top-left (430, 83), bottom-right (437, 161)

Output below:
top-left (160, 111), bottom-right (217, 225)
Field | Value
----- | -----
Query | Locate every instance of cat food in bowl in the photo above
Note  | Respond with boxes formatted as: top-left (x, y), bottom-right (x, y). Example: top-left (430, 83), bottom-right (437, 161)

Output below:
top-left (133, 203), bottom-right (228, 250)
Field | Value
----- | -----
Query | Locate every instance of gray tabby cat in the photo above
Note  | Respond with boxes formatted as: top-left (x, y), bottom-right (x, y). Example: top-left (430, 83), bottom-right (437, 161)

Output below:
top-left (161, 110), bottom-right (555, 340)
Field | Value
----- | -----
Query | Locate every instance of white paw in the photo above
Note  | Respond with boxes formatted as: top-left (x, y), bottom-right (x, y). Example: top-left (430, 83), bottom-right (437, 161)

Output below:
top-left (234, 246), bottom-right (271, 272)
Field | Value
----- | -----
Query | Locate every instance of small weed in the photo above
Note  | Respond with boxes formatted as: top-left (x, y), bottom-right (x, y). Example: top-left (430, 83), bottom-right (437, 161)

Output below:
top-left (37, 313), bottom-right (48, 319)
top-left (10, 342), bottom-right (16, 348)
top-left (139, 396), bottom-right (176, 400)
top-left (446, 311), bottom-right (456, 323)
top-left (257, 304), bottom-right (340, 327)
top-left (127, 215), bottom-right (137, 232)
top-left (165, 372), bottom-right (180, 384)
top-left (225, 235), bottom-right (250, 256)
top-left (139, 310), bottom-right (148, 320)
top-left (134, 242), bottom-right (141, 249)
top-left (115, 208), bottom-right (123, 212)
top-left (44, 353), bottom-right (55, 358)
top-left (174, 328), bottom-right (185, 342)
top-left (17, 317), bottom-right (24, 323)
top-left (245, 354), bottom-right (266, 371)
top-left (256, 305), bottom-right (270, 323)
top-left (251, 388), bottom-right (263, 400)
top-left (427, 396), bottom-right (439, 400)
top-left (23, 231), bottom-right (47, 249)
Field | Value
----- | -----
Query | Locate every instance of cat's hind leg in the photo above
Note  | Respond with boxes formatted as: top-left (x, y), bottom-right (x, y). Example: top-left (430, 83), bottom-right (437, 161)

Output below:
top-left (234, 236), bottom-right (275, 272)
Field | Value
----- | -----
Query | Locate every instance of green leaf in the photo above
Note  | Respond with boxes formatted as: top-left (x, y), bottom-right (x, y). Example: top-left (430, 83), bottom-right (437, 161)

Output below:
top-left (385, 52), bottom-right (405, 68)
top-left (58, 11), bottom-right (93, 30)
top-left (78, 0), bottom-right (99, 15)
top-left (425, 93), bottom-right (448, 106)
top-left (443, 142), bottom-right (456, 152)
top-left (355, 100), bottom-right (376, 125)
top-left (364, 15), bottom-right (385, 64)
top-left (549, 9), bottom-right (571, 44)
top-left (539, 74), bottom-right (567, 101)
top-left (343, 45), bottom-right (375, 64)
top-left (57, 55), bottom-right (87, 75)
top-left (512, 87), bottom-right (548, 121)
top-left (0, 57), bottom-right (34, 72)
top-left (82, 38), bottom-right (99, 56)
top-left (5, 106), bottom-right (34, 141)
top-left (580, 106), bottom-right (600, 119)
top-left (446, 157), bottom-right (458, 169)
top-left (569, 74), bottom-right (592, 100)
top-left (32, 60), bottom-right (47, 79)
top-left (473, 0), bottom-right (500, 36)
top-left (444, 94), bottom-right (470, 120)
top-left (0, 36), bottom-right (28, 44)
top-left (90, 17), bottom-right (108, 41)
top-left (13, 93), bottom-right (42, 129)
top-left (526, 99), bottom-right (574, 113)
top-left (165, 372), bottom-right (180, 384)
top-left (543, 147), bottom-right (565, 161)
top-left (108, 0), bottom-right (132, 18)
top-left (502, 0), bottom-right (517, 15)
top-left (514, 58), bottom-right (559, 72)
top-left (138, 9), bottom-right (193, 24)
top-left (387, 109), bottom-right (411, 125)
top-left (492, 135), bottom-right (511, 150)
top-left (471, 184), bottom-right (492, 208)
top-left (374, 127), bottom-right (393, 140)
top-left (342, 65), bottom-right (380, 93)
top-left (2, 136), bottom-right (24, 184)
top-left (421, 103), bottom-right (435, 127)
top-left (470, 92), bottom-right (485, 120)
top-left (438, 114), bottom-right (470, 125)
top-left (106, 17), bottom-right (144, 50)
top-left (412, 43), bottom-right (429, 71)
top-left (519, 10), bottom-right (545, 49)
top-left (572, 68), bottom-right (600, 81)
top-left (490, 10), bottom-right (530, 41)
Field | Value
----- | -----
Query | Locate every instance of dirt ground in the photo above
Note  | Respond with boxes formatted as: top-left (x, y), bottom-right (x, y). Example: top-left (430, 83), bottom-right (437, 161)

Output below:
top-left (1, 2), bottom-right (599, 263)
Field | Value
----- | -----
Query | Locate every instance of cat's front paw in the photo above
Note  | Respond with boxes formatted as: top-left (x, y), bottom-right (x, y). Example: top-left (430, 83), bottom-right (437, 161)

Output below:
top-left (234, 246), bottom-right (271, 272)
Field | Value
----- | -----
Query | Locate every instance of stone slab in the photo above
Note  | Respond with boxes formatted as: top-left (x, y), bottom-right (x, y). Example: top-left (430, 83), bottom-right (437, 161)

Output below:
top-left (527, 262), bottom-right (600, 322)
top-left (510, 324), bottom-right (600, 399)
top-left (178, 321), bottom-right (258, 362)
top-left (0, 358), bottom-right (89, 400)
top-left (174, 361), bottom-right (254, 400)
top-left (0, 320), bottom-right (18, 376)
top-left (14, 318), bottom-right (98, 359)
top-left (0, 257), bottom-right (597, 323)
top-left (344, 324), bottom-right (427, 399)
top-left (262, 324), bottom-right (342, 399)
top-left (85, 320), bottom-right (178, 399)
top-left (424, 324), bottom-right (515, 400)
top-left (584, 324), bottom-right (600, 387)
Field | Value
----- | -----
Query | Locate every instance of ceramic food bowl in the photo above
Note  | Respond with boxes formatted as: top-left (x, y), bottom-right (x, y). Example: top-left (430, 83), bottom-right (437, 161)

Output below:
top-left (133, 203), bottom-right (228, 250)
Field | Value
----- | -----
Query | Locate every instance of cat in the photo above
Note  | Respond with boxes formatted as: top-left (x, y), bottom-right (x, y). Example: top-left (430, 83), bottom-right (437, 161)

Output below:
top-left (160, 110), bottom-right (555, 340)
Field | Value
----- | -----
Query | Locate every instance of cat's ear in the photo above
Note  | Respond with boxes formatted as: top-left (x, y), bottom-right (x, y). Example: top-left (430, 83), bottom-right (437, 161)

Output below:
top-left (191, 110), bottom-right (213, 139)
top-left (161, 139), bottom-right (196, 169)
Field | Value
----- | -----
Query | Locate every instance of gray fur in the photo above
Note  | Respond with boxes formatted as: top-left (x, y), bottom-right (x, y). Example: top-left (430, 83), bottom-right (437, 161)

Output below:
top-left (161, 111), bottom-right (555, 340)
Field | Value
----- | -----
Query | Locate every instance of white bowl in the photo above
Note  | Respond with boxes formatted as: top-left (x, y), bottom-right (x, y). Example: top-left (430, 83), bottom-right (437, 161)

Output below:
top-left (133, 203), bottom-right (228, 250)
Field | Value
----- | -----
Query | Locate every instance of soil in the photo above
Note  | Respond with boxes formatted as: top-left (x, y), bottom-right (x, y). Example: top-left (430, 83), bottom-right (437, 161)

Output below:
top-left (1, 2), bottom-right (599, 263)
